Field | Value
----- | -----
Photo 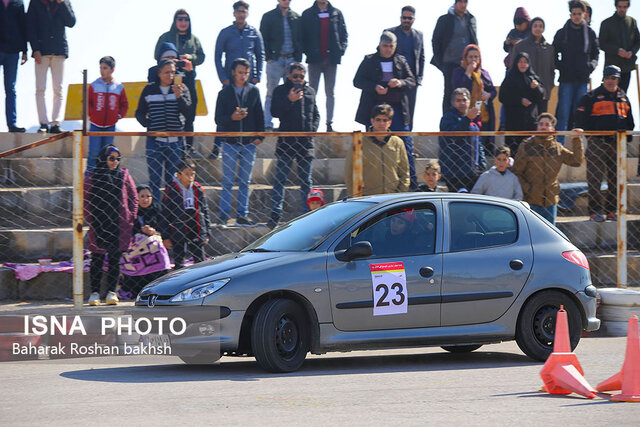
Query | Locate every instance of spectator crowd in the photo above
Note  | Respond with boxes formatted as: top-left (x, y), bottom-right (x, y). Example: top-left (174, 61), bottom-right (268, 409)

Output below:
top-left (1, 0), bottom-right (639, 303)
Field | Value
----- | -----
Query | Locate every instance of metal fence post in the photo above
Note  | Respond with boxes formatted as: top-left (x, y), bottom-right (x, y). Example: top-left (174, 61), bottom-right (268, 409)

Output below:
top-left (617, 131), bottom-right (628, 288)
top-left (72, 130), bottom-right (84, 309)
top-left (352, 131), bottom-right (364, 197)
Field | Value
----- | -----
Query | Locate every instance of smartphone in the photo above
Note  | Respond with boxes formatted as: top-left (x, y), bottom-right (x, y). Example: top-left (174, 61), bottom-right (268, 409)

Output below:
top-left (293, 82), bottom-right (303, 91)
top-left (174, 74), bottom-right (183, 86)
top-left (239, 107), bottom-right (248, 113)
top-left (475, 101), bottom-right (483, 110)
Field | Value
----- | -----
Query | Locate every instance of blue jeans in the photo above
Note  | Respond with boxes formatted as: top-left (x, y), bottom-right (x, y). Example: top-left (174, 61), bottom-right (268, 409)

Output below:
top-left (556, 82), bottom-right (588, 144)
top-left (265, 57), bottom-right (294, 128)
top-left (0, 52), bottom-right (19, 128)
top-left (530, 204), bottom-right (558, 225)
top-left (220, 142), bottom-right (257, 219)
top-left (270, 152), bottom-right (313, 223)
top-left (86, 124), bottom-right (115, 171)
top-left (390, 105), bottom-right (417, 190)
top-left (146, 137), bottom-right (183, 202)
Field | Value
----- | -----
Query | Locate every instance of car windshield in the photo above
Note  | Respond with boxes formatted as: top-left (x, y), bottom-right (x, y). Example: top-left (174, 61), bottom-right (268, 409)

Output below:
top-left (243, 201), bottom-right (375, 252)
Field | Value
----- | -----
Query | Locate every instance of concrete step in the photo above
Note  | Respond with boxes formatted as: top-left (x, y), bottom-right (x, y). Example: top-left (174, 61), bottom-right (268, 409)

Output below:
top-left (556, 215), bottom-right (640, 251)
top-left (586, 251), bottom-right (640, 287)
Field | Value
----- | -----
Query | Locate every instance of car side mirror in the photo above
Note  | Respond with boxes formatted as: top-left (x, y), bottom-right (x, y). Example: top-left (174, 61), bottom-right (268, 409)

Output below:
top-left (336, 241), bottom-right (373, 262)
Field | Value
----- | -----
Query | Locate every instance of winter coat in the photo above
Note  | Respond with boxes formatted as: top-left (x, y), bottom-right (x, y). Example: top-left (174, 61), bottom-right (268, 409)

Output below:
top-left (135, 81), bottom-right (191, 132)
top-left (439, 107), bottom-right (486, 179)
top-left (599, 12), bottom-right (640, 73)
top-left (260, 5), bottom-right (302, 62)
top-left (26, 0), bottom-right (75, 58)
top-left (160, 178), bottom-right (210, 244)
top-left (271, 78), bottom-right (320, 158)
top-left (345, 134), bottom-right (409, 196)
top-left (575, 85), bottom-right (635, 133)
top-left (385, 25), bottom-right (425, 85)
top-left (510, 35), bottom-right (556, 100)
top-left (511, 135), bottom-right (584, 207)
top-left (451, 66), bottom-right (497, 130)
top-left (88, 78), bottom-right (128, 128)
top-left (132, 203), bottom-right (162, 236)
top-left (499, 53), bottom-right (544, 132)
top-left (353, 51), bottom-right (416, 127)
top-left (0, 0), bottom-right (27, 54)
top-left (431, 9), bottom-right (478, 71)
top-left (215, 23), bottom-right (264, 83)
top-left (300, 1), bottom-right (348, 64)
top-left (84, 148), bottom-right (137, 254)
top-left (471, 167), bottom-right (523, 200)
top-left (154, 10), bottom-right (205, 68)
top-left (552, 19), bottom-right (599, 83)
top-left (214, 83), bottom-right (265, 145)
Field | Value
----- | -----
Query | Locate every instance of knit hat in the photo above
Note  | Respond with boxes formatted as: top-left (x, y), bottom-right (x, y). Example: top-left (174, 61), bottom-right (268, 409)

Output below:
top-left (513, 7), bottom-right (531, 25)
top-left (306, 188), bottom-right (326, 208)
top-left (155, 42), bottom-right (178, 62)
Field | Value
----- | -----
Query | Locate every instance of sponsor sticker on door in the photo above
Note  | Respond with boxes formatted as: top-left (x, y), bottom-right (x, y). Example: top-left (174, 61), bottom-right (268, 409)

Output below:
top-left (370, 262), bottom-right (408, 316)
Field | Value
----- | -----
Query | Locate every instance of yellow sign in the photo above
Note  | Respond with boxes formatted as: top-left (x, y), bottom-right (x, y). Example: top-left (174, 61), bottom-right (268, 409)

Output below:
top-left (64, 80), bottom-right (208, 120)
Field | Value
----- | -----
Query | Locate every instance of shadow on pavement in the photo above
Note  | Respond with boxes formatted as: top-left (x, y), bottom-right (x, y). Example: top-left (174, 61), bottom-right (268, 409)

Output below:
top-left (60, 350), bottom-right (537, 383)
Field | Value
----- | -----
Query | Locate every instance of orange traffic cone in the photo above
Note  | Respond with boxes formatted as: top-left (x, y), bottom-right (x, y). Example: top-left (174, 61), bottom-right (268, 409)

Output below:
top-left (540, 306), bottom-right (597, 399)
top-left (596, 314), bottom-right (640, 402)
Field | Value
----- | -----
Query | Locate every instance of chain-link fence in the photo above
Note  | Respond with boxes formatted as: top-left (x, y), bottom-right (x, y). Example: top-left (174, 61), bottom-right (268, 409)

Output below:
top-left (0, 129), bottom-right (638, 302)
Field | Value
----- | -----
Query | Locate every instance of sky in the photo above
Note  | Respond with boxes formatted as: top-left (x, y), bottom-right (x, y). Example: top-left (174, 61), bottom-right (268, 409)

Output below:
top-left (1, 0), bottom-right (637, 133)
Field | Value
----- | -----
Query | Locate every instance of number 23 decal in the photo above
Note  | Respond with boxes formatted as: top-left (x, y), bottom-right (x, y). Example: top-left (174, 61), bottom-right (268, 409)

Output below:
top-left (375, 283), bottom-right (406, 307)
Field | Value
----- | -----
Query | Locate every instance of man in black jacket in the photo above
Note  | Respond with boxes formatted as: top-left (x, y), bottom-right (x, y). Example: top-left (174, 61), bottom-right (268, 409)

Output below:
top-left (27, 0), bottom-right (75, 134)
top-left (553, 0), bottom-right (599, 143)
top-left (214, 58), bottom-right (265, 226)
top-left (576, 65), bottom-right (634, 222)
top-left (354, 31), bottom-right (417, 189)
top-left (300, 0), bottom-right (347, 131)
top-left (268, 62), bottom-right (319, 228)
top-left (431, 0), bottom-right (478, 113)
top-left (385, 5), bottom-right (424, 130)
top-left (260, 0), bottom-right (301, 131)
top-left (0, 0), bottom-right (28, 132)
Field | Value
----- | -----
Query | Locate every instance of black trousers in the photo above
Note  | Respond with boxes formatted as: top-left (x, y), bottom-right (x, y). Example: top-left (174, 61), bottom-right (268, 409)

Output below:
top-left (441, 62), bottom-right (458, 113)
top-left (173, 239), bottom-right (205, 270)
top-left (586, 137), bottom-right (618, 215)
top-left (620, 71), bottom-right (631, 94)
top-left (443, 174), bottom-right (479, 193)
top-left (90, 247), bottom-right (122, 294)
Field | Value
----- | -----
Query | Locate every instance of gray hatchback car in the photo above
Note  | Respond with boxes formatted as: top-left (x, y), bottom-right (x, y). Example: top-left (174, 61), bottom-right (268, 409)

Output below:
top-left (134, 193), bottom-right (600, 372)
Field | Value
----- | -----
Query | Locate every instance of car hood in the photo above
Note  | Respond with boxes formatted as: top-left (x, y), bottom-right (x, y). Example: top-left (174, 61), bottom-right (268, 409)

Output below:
top-left (141, 252), bottom-right (292, 296)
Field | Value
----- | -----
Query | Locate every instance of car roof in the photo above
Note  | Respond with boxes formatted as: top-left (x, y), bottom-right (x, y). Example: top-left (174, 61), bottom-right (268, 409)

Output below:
top-left (350, 192), bottom-right (524, 209)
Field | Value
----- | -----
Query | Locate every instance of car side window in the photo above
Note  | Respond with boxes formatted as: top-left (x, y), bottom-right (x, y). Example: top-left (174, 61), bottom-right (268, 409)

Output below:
top-left (338, 204), bottom-right (437, 258)
top-left (449, 202), bottom-right (518, 252)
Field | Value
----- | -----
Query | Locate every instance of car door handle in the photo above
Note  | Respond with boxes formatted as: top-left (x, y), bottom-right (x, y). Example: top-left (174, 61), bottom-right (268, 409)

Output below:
top-left (510, 259), bottom-right (524, 270)
top-left (419, 266), bottom-right (434, 278)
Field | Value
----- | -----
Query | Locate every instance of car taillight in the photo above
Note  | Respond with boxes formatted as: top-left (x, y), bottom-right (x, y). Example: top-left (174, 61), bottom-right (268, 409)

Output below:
top-left (562, 250), bottom-right (590, 270)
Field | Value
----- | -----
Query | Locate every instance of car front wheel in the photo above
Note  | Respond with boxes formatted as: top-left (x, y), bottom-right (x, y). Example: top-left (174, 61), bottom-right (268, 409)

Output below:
top-left (251, 298), bottom-right (309, 372)
top-left (516, 290), bottom-right (582, 361)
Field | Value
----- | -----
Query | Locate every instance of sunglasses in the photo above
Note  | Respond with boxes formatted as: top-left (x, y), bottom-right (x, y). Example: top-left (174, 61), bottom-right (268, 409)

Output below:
top-left (291, 73), bottom-right (305, 79)
top-left (176, 17), bottom-right (190, 22)
top-left (401, 16), bottom-right (414, 20)
top-left (107, 155), bottom-right (121, 162)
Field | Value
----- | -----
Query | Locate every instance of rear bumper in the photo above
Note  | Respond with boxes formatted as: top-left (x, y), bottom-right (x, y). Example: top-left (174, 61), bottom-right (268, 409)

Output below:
top-left (575, 291), bottom-right (600, 331)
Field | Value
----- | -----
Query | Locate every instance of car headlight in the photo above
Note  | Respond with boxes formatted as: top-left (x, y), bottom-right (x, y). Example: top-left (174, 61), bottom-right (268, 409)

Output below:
top-left (170, 278), bottom-right (231, 302)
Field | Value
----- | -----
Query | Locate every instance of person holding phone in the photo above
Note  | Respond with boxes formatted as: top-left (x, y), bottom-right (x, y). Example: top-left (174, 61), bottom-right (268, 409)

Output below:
top-left (268, 62), bottom-right (320, 228)
top-left (499, 52), bottom-right (544, 155)
top-left (353, 31), bottom-right (417, 188)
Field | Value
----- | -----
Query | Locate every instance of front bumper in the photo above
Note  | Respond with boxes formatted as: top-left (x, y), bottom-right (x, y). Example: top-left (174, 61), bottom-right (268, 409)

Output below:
top-left (132, 306), bottom-right (244, 356)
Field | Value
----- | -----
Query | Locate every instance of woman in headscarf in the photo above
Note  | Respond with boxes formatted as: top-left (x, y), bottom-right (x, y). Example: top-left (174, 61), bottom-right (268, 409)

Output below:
top-left (499, 52), bottom-right (545, 155)
top-left (84, 145), bottom-right (137, 306)
top-left (451, 44), bottom-right (497, 154)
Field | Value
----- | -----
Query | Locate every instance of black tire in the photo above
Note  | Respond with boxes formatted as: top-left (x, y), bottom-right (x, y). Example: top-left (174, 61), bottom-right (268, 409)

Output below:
top-left (178, 352), bottom-right (221, 365)
top-left (251, 299), bottom-right (309, 373)
top-left (516, 290), bottom-right (582, 361)
top-left (441, 344), bottom-right (482, 353)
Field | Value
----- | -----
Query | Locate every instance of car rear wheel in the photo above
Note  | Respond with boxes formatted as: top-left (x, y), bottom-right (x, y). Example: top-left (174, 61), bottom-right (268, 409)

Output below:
top-left (516, 290), bottom-right (582, 361)
top-left (251, 298), bottom-right (309, 373)
top-left (178, 352), bottom-right (221, 365)
top-left (441, 344), bottom-right (482, 353)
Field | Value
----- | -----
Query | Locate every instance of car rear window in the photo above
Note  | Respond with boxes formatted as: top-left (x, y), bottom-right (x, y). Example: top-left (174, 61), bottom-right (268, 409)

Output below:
top-left (449, 202), bottom-right (518, 252)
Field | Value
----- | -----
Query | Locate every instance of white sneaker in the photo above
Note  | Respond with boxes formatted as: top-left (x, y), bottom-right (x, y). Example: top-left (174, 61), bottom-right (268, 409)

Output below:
top-left (105, 291), bottom-right (119, 305)
top-left (88, 292), bottom-right (100, 306)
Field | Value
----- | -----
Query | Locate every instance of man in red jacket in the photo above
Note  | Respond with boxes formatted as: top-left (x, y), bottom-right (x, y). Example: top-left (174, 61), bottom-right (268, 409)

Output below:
top-left (87, 56), bottom-right (128, 171)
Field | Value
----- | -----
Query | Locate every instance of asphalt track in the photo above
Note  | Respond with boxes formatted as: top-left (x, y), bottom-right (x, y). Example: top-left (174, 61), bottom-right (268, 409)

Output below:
top-left (1, 338), bottom-right (638, 425)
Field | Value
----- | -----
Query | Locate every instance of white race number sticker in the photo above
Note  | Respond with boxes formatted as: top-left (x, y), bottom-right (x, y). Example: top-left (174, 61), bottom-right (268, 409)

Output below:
top-left (370, 262), bottom-right (408, 316)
